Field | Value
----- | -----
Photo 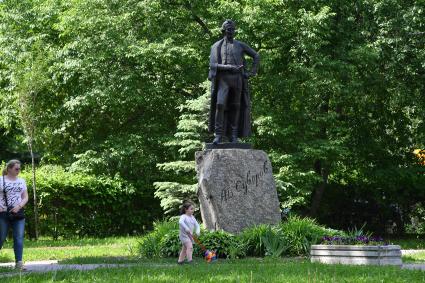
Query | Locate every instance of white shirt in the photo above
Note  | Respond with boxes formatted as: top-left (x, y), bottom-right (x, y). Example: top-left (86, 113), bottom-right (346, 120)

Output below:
top-left (179, 214), bottom-right (200, 243)
top-left (0, 176), bottom-right (27, 209)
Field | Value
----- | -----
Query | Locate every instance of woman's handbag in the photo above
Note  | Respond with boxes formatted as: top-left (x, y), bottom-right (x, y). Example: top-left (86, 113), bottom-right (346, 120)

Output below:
top-left (2, 175), bottom-right (25, 221)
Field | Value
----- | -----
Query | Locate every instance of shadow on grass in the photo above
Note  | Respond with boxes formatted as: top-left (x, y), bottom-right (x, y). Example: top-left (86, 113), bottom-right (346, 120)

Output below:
top-left (58, 256), bottom-right (140, 265)
top-left (0, 267), bottom-right (13, 274)
top-left (59, 256), bottom-right (204, 265)
top-left (0, 254), bottom-right (14, 263)
top-left (402, 255), bottom-right (425, 263)
top-left (389, 237), bottom-right (425, 250)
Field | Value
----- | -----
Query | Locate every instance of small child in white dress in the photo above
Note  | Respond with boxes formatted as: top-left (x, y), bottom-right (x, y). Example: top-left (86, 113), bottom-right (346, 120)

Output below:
top-left (178, 202), bottom-right (200, 264)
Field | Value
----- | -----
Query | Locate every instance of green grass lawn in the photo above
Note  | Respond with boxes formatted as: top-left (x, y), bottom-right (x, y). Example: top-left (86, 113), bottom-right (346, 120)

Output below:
top-left (403, 251), bottom-right (425, 263)
top-left (1, 236), bottom-right (423, 265)
top-left (2, 236), bottom-right (139, 248)
top-left (0, 236), bottom-right (424, 282)
top-left (390, 237), bottom-right (425, 250)
top-left (0, 236), bottom-right (138, 264)
top-left (2, 258), bottom-right (425, 283)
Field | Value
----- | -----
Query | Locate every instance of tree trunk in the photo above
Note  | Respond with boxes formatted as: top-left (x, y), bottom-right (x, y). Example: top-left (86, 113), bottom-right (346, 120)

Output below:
top-left (28, 140), bottom-right (39, 240)
top-left (309, 160), bottom-right (329, 217)
top-left (309, 90), bottom-right (331, 217)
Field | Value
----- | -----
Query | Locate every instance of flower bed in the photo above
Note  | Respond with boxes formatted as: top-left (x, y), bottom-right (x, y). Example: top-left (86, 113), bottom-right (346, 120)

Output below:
top-left (310, 245), bottom-right (402, 266)
top-left (321, 235), bottom-right (386, 246)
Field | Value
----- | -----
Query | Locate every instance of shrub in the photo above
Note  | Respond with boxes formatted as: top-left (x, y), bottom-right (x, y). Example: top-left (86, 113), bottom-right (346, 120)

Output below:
top-left (225, 237), bottom-right (248, 259)
top-left (406, 203), bottom-right (425, 235)
top-left (261, 226), bottom-right (288, 258)
top-left (198, 230), bottom-right (237, 258)
top-left (138, 221), bottom-right (246, 259)
top-left (159, 230), bottom-right (181, 257)
top-left (137, 217), bottom-right (344, 259)
top-left (280, 216), bottom-right (342, 256)
top-left (21, 165), bottom-right (148, 238)
top-left (138, 232), bottom-right (162, 258)
top-left (239, 224), bottom-right (269, 257)
top-left (138, 220), bottom-right (179, 258)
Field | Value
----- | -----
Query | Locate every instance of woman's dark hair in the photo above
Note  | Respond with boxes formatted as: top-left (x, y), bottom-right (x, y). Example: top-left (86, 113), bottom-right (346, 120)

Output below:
top-left (2, 159), bottom-right (21, 175)
top-left (180, 202), bottom-right (194, 215)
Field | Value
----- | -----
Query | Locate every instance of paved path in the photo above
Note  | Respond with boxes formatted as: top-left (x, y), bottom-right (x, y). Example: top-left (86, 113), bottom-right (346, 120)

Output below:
top-left (0, 260), bottom-right (138, 278)
top-left (402, 264), bottom-right (425, 271)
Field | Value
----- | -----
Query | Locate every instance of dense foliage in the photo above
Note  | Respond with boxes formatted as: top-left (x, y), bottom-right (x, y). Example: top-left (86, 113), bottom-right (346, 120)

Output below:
top-left (153, 85), bottom-right (209, 215)
top-left (20, 165), bottom-right (151, 238)
top-left (0, 0), bottom-right (424, 236)
top-left (138, 216), bottom-right (341, 258)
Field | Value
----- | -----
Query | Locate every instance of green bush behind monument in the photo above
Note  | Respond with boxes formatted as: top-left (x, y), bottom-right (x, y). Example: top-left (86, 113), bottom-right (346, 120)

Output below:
top-left (21, 165), bottom-right (149, 238)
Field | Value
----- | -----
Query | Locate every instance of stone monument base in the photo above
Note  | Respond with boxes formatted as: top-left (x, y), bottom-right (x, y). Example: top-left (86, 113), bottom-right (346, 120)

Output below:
top-left (196, 149), bottom-right (281, 234)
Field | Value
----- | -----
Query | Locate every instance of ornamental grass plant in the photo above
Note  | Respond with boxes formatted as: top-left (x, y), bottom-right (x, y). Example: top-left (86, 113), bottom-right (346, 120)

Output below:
top-left (279, 216), bottom-right (342, 255)
top-left (261, 226), bottom-right (288, 258)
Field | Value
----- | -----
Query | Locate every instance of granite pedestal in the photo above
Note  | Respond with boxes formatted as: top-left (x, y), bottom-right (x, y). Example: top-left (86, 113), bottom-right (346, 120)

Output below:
top-left (196, 148), bottom-right (281, 234)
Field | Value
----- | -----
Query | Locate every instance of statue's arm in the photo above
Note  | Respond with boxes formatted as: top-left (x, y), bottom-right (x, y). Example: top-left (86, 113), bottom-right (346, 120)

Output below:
top-left (208, 46), bottom-right (218, 80)
top-left (209, 43), bottom-right (242, 72)
top-left (211, 60), bottom-right (242, 71)
top-left (217, 64), bottom-right (242, 71)
top-left (241, 43), bottom-right (260, 76)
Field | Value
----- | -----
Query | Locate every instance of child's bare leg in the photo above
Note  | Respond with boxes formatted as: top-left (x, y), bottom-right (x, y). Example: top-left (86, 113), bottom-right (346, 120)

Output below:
top-left (178, 244), bottom-right (187, 263)
top-left (185, 241), bottom-right (193, 262)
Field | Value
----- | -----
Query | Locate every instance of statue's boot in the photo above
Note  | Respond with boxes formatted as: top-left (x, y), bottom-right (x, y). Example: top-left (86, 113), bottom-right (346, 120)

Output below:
top-left (213, 135), bottom-right (222, 145)
top-left (213, 104), bottom-right (224, 144)
top-left (229, 104), bottom-right (240, 143)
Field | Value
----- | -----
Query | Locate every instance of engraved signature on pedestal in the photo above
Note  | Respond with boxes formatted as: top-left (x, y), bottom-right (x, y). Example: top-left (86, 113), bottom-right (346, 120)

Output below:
top-left (220, 160), bottom-right (270, 203)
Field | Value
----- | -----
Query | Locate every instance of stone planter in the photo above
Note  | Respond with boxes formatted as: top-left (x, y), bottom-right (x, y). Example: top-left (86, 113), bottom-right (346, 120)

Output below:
top-left (310, 245), bottom-right (402, 266)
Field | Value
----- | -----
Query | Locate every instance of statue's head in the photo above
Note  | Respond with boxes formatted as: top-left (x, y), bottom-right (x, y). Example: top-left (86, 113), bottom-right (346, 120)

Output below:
top-left (221, 19), bottom-right (236, 39)
top-left (221, 19), bottom-right (236, 32)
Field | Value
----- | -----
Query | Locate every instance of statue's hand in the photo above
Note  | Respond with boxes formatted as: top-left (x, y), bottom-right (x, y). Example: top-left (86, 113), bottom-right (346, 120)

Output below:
top-left (229, 65), bottom-right (243, 72)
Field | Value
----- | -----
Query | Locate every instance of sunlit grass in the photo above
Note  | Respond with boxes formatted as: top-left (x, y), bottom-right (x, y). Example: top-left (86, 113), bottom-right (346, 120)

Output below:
top-left (2, 236), bottom-right (138, 248)
top-left (403, 251), bottom-right (425, 263)
top-left (2, 258), bottom-right (425, 283)
top-left (0, 236), bottom-right (138, 263)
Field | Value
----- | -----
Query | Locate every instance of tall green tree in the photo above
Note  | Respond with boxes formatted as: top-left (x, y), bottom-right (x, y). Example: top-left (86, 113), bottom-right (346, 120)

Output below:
top-left (154, 82), bottom-right (209, 215)
top-left (1, 0), bottom-right (424, 233)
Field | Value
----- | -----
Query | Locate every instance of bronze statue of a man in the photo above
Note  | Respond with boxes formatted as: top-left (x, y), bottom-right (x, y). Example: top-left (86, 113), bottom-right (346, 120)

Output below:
top-left (208, 19), bottom-right (260, 144)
